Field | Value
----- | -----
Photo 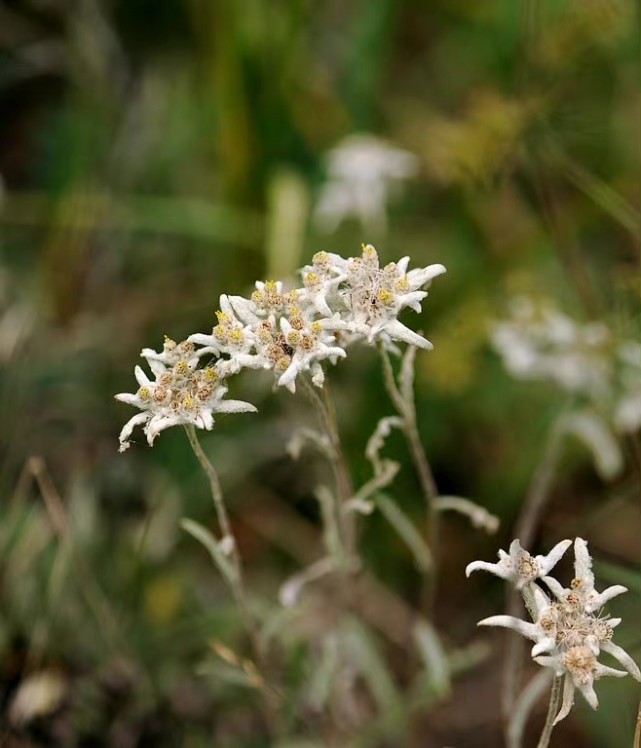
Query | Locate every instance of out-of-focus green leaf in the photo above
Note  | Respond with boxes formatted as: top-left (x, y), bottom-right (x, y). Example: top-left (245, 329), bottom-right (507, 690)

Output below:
top-left (180, 518), bottom-right (237, 588)
top-left (374, 492), bottom-right (432, 572)
top-left (413, 619), bottom-right (451, 698)
top-left (342, 618), bottom-right (400, 714)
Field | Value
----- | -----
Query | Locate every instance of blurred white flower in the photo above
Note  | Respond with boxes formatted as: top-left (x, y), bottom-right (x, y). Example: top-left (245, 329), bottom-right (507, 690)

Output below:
top-left (314, 134), bottom-right (418, 234)
top-left (490, 298), bottom-right (612, 398)
top-left (614, 341), bottom-right (641, 433)
top-left (468, 537), bottom-right (640, 724)
top-left (490, 298), bottom-right (641, 470)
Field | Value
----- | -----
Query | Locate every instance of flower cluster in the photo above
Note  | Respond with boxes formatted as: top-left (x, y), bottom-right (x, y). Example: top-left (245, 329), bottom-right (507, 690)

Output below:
top-left (115, 245), bottom-right (445, 450)
top-left (467, 538), bottom-right (640, 724)
top-left (115, 339), bottom-right (257, 451)
top-left (491, 297), bottom-right (641, 434)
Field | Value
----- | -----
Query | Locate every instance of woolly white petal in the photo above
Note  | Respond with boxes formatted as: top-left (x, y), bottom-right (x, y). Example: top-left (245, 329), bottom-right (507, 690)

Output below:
top-left (406, 263), bottom-right (447, 288)
top-left (575, 679), bottom-right (599, 710)
top-left (540, 576), bottom-right (567, 600)
top-left (200, 409), bottom-right (214, 431)
top-left (278, 362), bottom-right (302, 389)
top-left (533, 654), bottom-right (564, 675)
top-left (397, 290), bottom-right (428, 313)
top-left (477, 615), bottom-right (540, 641)
top-left (465, 560), bottom-right (512, 580)
top-left (118, 413), bottom-right (149, 452)
top-left (573, 538), bottom-right (594, 584)
top-left (219, 294), bottom-right (236, 316)
top-left (600, 642), bottom-right (641, 681)
top-left (228, 295), bottom-right (260, 325)
top-left (134, 366), bottom-right (151, 387)
top-left (553, 676), bottom-right (575, 725)
top-left (537, 539), bottom-right (572, 575)
top-left (397, 256), bottom-right (410, 274)
top-left (213, 399), bottom-right (258, 414)
top-left (114, 393), bottom-right (144, 407)
top-left (531, 637), bottom-right (557, 657)
top-left (188, 333), bottom-right (219, 348)
top-left (531, 584), bottom-right (552, 615)
top-left (383, 319), bottom-right (432, 349)
top-left (146, 414), bottom-right (183, 445)
top-left (594, 662), bottom-right (628, 680)
top-left (588, 585), bottom-right (627, 611)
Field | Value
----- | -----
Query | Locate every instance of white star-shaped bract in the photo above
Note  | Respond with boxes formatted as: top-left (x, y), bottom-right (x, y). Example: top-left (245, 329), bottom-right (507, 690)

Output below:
top-left (466, 538), bottom-right (571, 590)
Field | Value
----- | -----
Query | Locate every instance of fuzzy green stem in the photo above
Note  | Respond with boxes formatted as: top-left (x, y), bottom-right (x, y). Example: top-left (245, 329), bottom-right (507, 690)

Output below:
top-left (183, 425), bottom-right (282, 736)
top-left (378, 344), bottom-right (439, 613)
top-left (536, 676), bottom-right (562, 748)
top-left (503, 418), bottom-right (566, 723)
top-left (300, 376), bottom-right (355, 558)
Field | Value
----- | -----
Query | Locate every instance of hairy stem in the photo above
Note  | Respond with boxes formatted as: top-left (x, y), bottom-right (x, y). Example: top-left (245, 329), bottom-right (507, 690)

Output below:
top-left (185, 425), bottom-right (233, 545)
top-left (300, 376), bottom-right (355, 558)
top-left (184, 425), bottom-right (282, 734)
top-left (184, 428), bottom-right (256, 649)
top-left (378, 343), bottom-right (439, 613)
top-left (502, 417), bottom-right (566, 723)
top-left (536, 676), bottom-right (562, 748)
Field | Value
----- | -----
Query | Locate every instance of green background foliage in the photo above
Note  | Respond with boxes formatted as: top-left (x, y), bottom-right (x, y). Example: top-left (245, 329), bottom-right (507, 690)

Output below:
top-left (0, 0), bottom-right (638, 745)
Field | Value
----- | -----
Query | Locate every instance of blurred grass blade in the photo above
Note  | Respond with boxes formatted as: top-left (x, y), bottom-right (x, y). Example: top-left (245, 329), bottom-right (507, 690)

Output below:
top-left (413, 620), bottom-right (451, 697)
top-left (265, 168), bottom-right (309, 280)
top-left (343, 619), bottom-right (400, 713)
top-left (374, 493), bottom-right (432, 572)
top-left (307, 635), bottom-right (339, 710)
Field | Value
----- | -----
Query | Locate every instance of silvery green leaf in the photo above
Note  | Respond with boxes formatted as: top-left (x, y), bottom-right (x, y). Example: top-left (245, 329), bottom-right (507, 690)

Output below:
top-left (342, 619), bottom-right (400, 713)
top-left (375, 492), bottom-right (432, 572)
top-left (306, 634), bottom-right (340, 710)
top-left (413, 620), bottom-right (451, 697)
top-left (180, 518), bottom-right (237, 588)
top-left (563, 411), bottom-right (623, 480)
top-left (314, 486), bottom-right (343, 561)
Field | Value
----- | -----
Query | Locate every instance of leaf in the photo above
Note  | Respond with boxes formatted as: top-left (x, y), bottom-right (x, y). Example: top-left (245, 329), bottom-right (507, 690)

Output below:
top-left (196, 660), bottom-right (261, 689)
top-left (343, 619), bottom-right (400, 713)
top-left (306, 634), bottom-right (340, 710)
top-left (314, 486), bottom-right (343, 562)
top-left (180, 518), bottom-right (237, 588)
top-left (563, 411), bottom-right (623, 480)
top-left (374, 493), bottom-right (432, 572)
top-left (413, 620), bottom-right (451, 698)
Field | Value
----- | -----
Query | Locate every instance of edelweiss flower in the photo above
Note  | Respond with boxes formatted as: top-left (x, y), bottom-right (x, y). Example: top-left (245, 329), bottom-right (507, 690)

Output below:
top-left (187, 295), bottom-right (260, 376)
top-left (477, 583), bottom-right (560, 657)
top-left (305, 245), bottom-right (446, 350)
top-left (468, 537), bottom-right (640, 724)
top-left (465, 538), bottom-right (571, 590)
top-left (541, 538), bottom-right (627, 613)
top-left (277, 314), bottom-right (346, 392)
top-left (115, 344), bottom-right (256, 451)
top-left (537, 645), bottom-right (628, 723)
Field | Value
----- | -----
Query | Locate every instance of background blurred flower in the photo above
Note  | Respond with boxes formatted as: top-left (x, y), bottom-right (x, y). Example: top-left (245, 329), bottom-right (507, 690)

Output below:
top-left (314, 134), bottom-right (418, 234)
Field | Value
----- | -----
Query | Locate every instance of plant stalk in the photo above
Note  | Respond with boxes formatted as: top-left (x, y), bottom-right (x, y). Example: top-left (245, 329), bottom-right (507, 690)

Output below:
top-left (536, 676), bottom-right (562, 748)
top-left (378, 343), bottom-right (439, 613)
